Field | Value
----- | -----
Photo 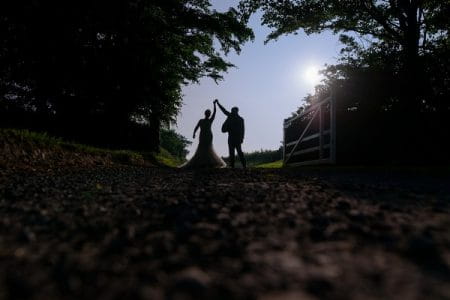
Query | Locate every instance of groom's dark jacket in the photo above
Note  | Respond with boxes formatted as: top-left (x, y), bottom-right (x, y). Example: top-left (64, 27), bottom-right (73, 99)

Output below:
top-left (222, 113), bottom-right (245, 145)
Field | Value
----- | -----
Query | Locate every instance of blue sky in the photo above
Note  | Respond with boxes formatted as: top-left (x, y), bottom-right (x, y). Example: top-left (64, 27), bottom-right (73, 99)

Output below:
top-left (176, 0), bottom-right (343, 158)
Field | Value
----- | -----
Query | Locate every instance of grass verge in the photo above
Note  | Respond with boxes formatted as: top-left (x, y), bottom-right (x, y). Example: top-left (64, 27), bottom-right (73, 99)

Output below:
top-left (254, 160), bottom-right (283, 168)
top-left (0, 128), bottom-right (183, 167)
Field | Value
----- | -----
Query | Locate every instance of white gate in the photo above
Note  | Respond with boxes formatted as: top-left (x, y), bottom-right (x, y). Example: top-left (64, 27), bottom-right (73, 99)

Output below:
top-left (283, 94), bottom-right (336, 166)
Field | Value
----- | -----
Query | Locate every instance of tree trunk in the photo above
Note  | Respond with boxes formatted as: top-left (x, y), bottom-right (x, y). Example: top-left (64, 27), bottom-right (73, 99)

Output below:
top-left (395, 1), bottom-right (423, 163)
top-left (149, 106), bottom-right (161, 153)
top-left (402, 0), bottom-right (421, 112)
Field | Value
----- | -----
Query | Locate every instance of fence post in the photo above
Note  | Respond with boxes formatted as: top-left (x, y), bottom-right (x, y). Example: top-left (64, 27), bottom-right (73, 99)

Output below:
top-left (282, 121), bottom-right (286, 166)
top-left (319, 105), bottom-right (323, 159)
top-left (330, 90), bottom-right (337, 164)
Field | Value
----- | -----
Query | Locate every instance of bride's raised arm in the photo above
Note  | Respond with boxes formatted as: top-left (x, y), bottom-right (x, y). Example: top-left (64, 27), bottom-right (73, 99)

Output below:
top-left (211, 101), bottom-right (217, 122)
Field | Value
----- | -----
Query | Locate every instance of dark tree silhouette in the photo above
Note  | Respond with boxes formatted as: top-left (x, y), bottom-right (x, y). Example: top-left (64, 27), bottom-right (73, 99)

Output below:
top-left (0, 0), bottom-right (254, 150)
top-left (160, 128), bottom-right (192, 161)
top-left (239, 0), bottom-right (450, 111)
top-left (242, 0), bottom-right (450, 164)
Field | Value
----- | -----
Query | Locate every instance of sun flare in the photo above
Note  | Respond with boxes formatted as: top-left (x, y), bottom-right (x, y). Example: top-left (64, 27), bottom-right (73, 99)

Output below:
top-left (302, 65), bottom-right (322, 86)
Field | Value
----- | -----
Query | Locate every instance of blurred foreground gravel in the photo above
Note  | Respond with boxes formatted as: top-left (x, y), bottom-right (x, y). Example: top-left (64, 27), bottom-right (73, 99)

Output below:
top-left (0, 166), bottom-right (449, 300)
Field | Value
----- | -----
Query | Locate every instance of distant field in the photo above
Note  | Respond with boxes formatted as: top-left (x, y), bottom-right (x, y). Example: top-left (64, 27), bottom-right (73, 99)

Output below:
top-left (254, 160), bottom-right (283, 168)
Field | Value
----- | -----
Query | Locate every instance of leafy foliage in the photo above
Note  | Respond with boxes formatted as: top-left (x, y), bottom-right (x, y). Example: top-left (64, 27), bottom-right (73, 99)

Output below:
top-left (240, 0), bottom-right (450, 111)
top-left (0, 0), bottom-right (254, 150)
top-left (239, 0), bottom-right (449, 49)
top-left (160, 128), bottom-right (192, 161)
top-left (241, 0), bottom-right (450, 163)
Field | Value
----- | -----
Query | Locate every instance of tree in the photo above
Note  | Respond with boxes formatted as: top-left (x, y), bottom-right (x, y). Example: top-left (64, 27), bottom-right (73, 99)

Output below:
top-left (239, 0), bottom-right (450, 163)
top-left (160, 128), bottom-right (192, 160)
top-left (239, 0), bottom-right (450, 111)
top-left (0, 0), bottom-right (254, 150)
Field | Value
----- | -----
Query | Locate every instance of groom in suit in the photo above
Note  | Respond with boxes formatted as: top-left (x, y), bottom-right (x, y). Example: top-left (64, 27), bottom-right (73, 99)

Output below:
top-left (214, 99), bottom-right (246, 168)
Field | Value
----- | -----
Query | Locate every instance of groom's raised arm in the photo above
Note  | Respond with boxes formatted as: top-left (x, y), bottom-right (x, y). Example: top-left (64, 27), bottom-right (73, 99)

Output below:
top-left (216, 100), bottom-right (231, 116)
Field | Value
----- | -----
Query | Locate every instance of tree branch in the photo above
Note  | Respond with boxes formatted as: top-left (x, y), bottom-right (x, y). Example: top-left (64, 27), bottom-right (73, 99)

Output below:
top-left (362, 0), bottom-right (402, 41)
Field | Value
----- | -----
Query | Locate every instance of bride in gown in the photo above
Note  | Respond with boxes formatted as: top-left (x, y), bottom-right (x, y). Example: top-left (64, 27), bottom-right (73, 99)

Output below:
top-left (180, 101), bottom-right (226, 168)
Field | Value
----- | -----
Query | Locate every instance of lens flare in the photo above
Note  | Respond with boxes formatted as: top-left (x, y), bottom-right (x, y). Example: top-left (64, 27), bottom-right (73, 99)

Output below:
top-left (302, 65), bottom-right (322, 85)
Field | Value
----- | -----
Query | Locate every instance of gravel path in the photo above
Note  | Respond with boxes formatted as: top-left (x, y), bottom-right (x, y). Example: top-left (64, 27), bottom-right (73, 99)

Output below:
top-left (0, 166), bottom-right (449, 300)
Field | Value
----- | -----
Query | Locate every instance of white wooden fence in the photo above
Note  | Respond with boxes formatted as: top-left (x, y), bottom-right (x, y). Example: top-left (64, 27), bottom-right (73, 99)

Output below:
top-left (283, 94), bottom-right (336, 166)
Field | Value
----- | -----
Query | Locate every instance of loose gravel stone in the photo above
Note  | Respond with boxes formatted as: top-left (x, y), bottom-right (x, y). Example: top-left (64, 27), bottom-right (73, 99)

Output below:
top-left (0, 166), bottom-right (449, 300)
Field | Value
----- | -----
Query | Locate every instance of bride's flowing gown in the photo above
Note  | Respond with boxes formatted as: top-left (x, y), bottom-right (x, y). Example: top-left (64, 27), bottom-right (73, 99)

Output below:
top-left (180, 117), bottom-right (226, 169)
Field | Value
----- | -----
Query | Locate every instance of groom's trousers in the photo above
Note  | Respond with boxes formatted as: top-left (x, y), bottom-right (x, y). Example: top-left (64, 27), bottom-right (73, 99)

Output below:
top-left (228, 140), bottom-right (246, 168)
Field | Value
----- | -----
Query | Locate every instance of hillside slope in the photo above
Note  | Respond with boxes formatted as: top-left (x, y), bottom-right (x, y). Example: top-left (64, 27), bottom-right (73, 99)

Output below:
top-left (0, 129), bottom-right (182, 172)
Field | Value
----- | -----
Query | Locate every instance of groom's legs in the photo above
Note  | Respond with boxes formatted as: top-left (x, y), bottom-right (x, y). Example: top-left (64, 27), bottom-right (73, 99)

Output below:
top-left (228, 143), bottom-right (235, 168)
top-left (236, 143), bottom-right (246, 169)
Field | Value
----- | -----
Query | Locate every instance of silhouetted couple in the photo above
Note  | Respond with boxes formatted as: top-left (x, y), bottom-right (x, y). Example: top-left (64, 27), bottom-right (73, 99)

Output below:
top-left (181, 99), bottom-right (246, 169)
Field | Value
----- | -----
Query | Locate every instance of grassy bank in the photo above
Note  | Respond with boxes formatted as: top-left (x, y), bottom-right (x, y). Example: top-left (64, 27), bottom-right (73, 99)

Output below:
top-left (0, 128), bottom-right (183, 168)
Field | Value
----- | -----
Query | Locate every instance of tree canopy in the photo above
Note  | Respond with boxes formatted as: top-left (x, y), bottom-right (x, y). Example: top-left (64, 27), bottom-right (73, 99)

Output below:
top-left (240, 0), bottom-right (450, 163)
top-left (1, 0), bottom-right (253, 150)
top-left (239, 0), bottom-right (448, 53)
top-left (239, 0), bottom-right (450, 111)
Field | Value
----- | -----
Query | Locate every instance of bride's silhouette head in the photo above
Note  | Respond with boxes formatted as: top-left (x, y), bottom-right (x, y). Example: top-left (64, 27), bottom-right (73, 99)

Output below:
top-left (204, 109), bottom-right (211, 119)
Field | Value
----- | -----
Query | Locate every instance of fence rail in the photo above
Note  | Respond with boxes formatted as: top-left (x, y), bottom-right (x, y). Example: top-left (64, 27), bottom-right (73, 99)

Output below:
top-left (283, 94), bottom-right (336, 167)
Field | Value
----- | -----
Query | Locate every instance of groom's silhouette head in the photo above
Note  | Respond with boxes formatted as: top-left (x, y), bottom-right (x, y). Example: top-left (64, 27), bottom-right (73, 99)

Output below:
top-left (204, 109), bottom-right (211, 118)
top-left (231, 107), bottom-right (239, 115)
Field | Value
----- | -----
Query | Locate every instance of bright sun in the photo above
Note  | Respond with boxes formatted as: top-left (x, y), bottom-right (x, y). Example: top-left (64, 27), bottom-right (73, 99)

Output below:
top-left (302, 65), bottom-right (322, 85)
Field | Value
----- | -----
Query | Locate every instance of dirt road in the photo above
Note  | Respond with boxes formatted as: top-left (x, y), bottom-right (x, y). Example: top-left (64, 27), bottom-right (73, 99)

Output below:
top-left (0, 166), bottom-right (449, 300)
